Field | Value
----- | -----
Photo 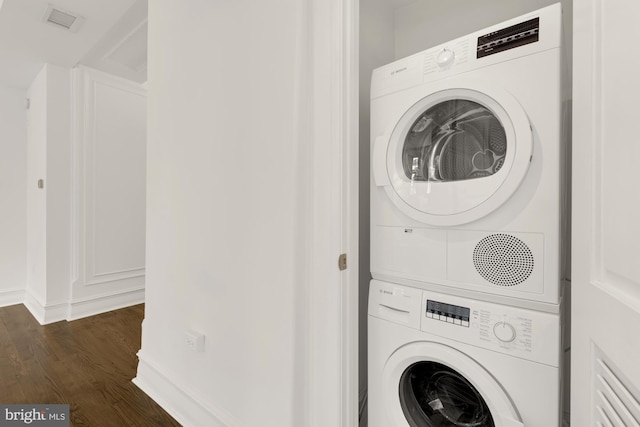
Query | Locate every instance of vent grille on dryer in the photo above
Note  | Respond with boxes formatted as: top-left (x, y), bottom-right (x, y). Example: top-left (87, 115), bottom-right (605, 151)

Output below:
top-left (473, 234), bottom-right (534, 286)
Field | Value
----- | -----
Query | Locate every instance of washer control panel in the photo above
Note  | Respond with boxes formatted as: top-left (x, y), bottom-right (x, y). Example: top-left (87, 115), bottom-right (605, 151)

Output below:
top-left (474, 309), bottom-right (532, 352)
top-left (420, 287), bottom-right (560, 367)
top-left (425, 301), bottom-right (533, 352)
top-left (493, 321), bottom-right (516, 342)
top-left (369, 280), bottom-right (560, 366)
top-left (426, 300), bottom-right (470, 327)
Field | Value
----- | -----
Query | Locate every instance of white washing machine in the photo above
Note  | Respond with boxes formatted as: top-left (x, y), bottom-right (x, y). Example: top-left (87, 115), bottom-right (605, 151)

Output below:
top-left (370, 4), bottom-right (567, 310)
top-left (368, 280), bottom-right (562, 426)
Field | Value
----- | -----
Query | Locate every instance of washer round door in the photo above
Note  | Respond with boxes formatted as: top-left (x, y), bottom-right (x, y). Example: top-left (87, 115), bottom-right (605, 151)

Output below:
top-left (382, 342), bottom-right (524, 427)
top-left (372, 84), bottom-right (533, 226)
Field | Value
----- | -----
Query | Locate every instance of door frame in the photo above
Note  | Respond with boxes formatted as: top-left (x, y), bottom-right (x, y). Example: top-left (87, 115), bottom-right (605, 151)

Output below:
top-left (304, 0), bottom-right (359, 426)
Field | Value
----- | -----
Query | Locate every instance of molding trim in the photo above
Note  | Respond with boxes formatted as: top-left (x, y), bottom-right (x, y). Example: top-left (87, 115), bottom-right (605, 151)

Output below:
top-left (93, 266), bottom-right (145, 278)
top-left (341, 0), bottom-right (360, 425)
top-left (78, 65), bottom-right (148, 96)
top-left (86, 269), bottom-right (145, 286)
top-left (85, 76), bottom-right (146, 285)
top-left (72, 65), bottom-right (147, 290)
top-left (67, 287), bottom-right (145, 321)
top-left (23, 292), bottom-right (68, 325)
top-left (23, 288), bottom-right (145, 324)
top-left (302, 0), bottom-right (359, 425)
top-left (102, 18), bottom-right (149, 68)
top-left (133, 353), bottom-right (240, 427)
top-left (0, 288), bottom-right (26, 308)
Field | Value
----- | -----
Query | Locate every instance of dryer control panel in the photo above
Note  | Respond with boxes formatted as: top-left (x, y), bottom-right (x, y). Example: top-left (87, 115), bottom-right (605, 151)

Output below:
top-left (477, 17), bottom-right (540, 58)
top-left (370, 3), bottom-right (561, 98)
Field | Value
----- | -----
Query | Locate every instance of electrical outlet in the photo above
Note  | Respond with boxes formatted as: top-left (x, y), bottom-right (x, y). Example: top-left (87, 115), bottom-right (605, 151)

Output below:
top-left (185, 330), bottom-right (205, 352)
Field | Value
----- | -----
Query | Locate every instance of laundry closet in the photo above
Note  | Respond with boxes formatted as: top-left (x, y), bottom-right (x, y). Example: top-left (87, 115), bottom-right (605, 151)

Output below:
top-left (358, 1), bottom-right (572, 425)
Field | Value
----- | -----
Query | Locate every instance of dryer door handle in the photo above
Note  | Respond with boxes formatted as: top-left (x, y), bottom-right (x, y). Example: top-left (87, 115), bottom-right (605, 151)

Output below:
top-left (372, 135), bottom-right (391, 186)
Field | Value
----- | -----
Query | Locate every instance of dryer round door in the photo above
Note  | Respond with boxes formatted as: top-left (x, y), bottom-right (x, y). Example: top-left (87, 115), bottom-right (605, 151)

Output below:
top-left (372, 84), bottom-right (533, 226)
top-left (382, 342), bottom-right (524, 427)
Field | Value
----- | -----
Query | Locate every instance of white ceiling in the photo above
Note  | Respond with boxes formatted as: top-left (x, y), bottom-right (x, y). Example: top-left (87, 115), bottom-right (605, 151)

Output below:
top-left (0, 0), bottom-right (147, 89)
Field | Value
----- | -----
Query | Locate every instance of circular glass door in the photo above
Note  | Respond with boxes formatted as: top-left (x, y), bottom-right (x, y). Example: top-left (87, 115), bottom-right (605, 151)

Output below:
top-left (381, 341), bottom-right (523, 427)
top-left (401, 100), bottom-right (506, 183)
top-left (399, 362), bottom-right (495, 427)
top-left (378, 86), bottom-right (533, 226)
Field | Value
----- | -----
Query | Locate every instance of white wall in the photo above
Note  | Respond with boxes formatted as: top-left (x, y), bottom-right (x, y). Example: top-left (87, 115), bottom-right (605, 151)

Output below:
top-left (24, 64), bottom-right (146, 324)
top-left (26, 66), bottom-right (49, 307)
top-left (394, 0), bottom-right (560, 59)
top-left (25, 64), bottom-right (72, 322)
top-left (135, 1), bottom-right (304, 426)
top-left (45, 65), bottom-right (72, 308)
top-left (0, 85), bottom-right (27, 305)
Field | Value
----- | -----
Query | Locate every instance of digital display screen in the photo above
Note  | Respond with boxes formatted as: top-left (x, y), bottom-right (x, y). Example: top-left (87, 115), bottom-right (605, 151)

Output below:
top-left (427, 300), bottom-right (470, 322)
top-left (477, 17), bottom-right (540, 58)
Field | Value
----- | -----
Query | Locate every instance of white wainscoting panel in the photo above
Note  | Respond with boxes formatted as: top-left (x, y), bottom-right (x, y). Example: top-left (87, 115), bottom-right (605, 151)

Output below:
top-left (84, 71), bottom-right (146, 284)
top-left (72, 66), bottom-right (147, 306)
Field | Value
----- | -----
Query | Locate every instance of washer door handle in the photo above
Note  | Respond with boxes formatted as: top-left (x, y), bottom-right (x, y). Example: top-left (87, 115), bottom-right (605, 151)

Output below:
top-left (372, 135), bottom-right (391, 186)
top-left (379, 304), bottom-right (410, 314)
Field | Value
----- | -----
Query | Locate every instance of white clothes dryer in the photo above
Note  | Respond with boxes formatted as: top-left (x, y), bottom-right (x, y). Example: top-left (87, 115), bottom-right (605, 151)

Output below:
top-left (370, 4), bottom-right (568, 310)
top-left (368, 280), bottom-right (563, 427)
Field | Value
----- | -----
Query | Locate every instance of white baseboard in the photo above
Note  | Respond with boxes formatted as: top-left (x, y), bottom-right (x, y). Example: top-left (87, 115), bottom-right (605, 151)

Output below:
top-left (0, 288), bottom-right (25, 308)
top-left (23, 292), bottom-right (68, 325)
top-left (133, 353), bottom-right (240, 427)
top-left (23, 288), bottom-right (145, 325)
top-left (67, 287), bottom-right (145, 321)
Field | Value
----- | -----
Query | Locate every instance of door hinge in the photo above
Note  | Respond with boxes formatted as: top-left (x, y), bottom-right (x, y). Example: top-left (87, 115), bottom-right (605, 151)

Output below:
top-left (338, 253), bottom-right (347, 271)
top-left (25, 98), bottom-right (30, 110)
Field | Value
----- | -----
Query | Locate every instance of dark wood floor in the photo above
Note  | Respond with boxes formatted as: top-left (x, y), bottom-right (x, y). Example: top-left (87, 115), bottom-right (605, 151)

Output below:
top-left (0, 304), bottom-right (181, 426)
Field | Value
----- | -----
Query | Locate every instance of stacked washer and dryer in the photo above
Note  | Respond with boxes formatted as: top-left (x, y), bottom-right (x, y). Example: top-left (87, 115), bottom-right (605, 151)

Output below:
top-left (368, 4), bottom-right (568, 427)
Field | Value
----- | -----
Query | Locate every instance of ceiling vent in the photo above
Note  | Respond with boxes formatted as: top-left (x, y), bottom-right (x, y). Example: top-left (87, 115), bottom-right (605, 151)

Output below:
top-left (42, 5), bottom-right (84, 32)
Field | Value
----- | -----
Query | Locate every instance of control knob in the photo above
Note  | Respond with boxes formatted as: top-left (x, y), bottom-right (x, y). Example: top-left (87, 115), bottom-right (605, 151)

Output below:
top-left (493, 321), bottom-right (516, 343)
top-left (436, 48), bottom-right (455, 68)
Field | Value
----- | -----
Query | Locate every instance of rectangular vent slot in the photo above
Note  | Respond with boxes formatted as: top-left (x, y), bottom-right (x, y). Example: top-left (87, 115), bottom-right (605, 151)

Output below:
top-left (42, 5), bottom-right (83, 32)
top-left (47, 8), bottom-right (77, 29)
top-left (594, 356), bottom-right (640, 427)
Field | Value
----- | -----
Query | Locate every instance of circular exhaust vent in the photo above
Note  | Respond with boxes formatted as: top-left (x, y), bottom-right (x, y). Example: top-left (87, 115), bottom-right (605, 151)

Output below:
top-left (473, 234), bottom-right (534, 287)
